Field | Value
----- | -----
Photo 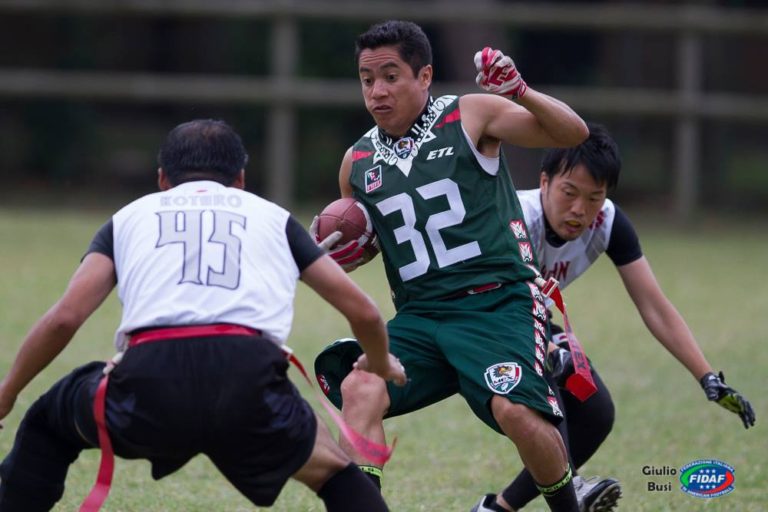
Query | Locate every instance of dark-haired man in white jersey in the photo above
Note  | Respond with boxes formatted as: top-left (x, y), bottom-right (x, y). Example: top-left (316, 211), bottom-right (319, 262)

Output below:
top-left (0, 119), bottom-right (405, 512)
top-left (475, 123), bottom-right (755, 512)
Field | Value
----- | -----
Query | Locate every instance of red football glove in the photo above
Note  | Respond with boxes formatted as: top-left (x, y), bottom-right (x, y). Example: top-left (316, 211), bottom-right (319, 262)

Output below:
top-left (474, 47), bottom-right (527, 99)
top-left (309, 216), bottom-right (377, 272)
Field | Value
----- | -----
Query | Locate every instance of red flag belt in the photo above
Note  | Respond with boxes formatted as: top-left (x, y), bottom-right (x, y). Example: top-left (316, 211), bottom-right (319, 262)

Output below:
top-left (80, 324), bottom-right (394, 511)
top-left (536, 277), bottom-right (597, 402)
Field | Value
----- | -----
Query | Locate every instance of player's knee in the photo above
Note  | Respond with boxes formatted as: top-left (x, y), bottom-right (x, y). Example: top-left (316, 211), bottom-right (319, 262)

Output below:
top-left (492, 397), bottom-right (548, 439)
top-left (340, 370), bottom-right (389, 416)
top-left (293, 418), bottom-right (350, 491)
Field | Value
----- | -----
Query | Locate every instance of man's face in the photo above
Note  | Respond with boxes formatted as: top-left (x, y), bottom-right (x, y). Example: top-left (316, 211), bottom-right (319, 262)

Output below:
top-left (358, 46), bottom-right (432, 137)
top-left (540, 163), bottom-right (608, 241)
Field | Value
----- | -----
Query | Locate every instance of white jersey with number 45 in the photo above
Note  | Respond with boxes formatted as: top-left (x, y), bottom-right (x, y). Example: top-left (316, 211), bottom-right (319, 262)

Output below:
top-left (111, 180), bottom-right (300, 350)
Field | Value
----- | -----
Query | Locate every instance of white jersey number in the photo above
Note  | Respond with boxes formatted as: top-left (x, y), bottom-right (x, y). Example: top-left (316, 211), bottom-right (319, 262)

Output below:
top-left (156, 210), bottom-right (246, 289)
top-left (376, 178), bottom-right (481, 281)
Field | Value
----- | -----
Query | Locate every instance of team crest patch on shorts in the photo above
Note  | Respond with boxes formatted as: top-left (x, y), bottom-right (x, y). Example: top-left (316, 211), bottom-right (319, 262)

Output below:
top-left (484, 362), bottom-right (522, 394)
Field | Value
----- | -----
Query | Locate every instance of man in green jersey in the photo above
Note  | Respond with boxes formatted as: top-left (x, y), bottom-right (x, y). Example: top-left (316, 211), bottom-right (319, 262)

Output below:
top-left (314, 20), bottom-right (588, 511)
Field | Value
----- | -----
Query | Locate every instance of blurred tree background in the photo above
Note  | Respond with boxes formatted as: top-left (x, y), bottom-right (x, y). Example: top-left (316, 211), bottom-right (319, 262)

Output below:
top-left (0, 0), bottom-right (766, 219)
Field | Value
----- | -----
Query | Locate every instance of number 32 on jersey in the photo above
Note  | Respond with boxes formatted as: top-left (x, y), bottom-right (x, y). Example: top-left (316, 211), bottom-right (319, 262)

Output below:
top-left (375, 178), bottom-right (480, 281)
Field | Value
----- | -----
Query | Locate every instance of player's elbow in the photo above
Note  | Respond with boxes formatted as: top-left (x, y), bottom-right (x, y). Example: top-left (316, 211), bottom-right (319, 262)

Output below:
top-left (561, 118), bottom-right (590, 147)
top-left (44, 301), bottom-right (87, 337)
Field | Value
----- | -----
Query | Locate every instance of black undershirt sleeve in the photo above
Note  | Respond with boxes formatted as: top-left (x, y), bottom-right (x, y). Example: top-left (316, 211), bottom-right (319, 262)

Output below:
top-left (84, 218), bottom-right (114, 261)
top-left (286, 215), bottom-right (324, 272)
top-left (606, 206), bottom-right (643, 267)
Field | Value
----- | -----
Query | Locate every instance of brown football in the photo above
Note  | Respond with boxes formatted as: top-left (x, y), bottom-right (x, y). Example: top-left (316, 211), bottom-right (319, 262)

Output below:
top-left (316, 197), bottom-right (374, 247)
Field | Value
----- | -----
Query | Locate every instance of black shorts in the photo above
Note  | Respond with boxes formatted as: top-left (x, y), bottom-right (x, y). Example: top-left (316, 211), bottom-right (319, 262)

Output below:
top-left (69, 336), bottom-right (317, 506)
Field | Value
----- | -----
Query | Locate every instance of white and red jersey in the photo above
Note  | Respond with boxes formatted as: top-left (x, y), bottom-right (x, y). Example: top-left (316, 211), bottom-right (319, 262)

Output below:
top-left (517, 188), bottom-right (642, 290)
top-left (87, 180), bottom-right (322, 351)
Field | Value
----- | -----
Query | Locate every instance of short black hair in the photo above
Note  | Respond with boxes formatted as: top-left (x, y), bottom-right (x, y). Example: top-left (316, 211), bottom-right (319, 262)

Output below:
top-left (355, 20), bottom-right (432, 78)
top-left (158, 119), bottom-right (248, 186)
top-left (541, 122), bottom-right (621, 190)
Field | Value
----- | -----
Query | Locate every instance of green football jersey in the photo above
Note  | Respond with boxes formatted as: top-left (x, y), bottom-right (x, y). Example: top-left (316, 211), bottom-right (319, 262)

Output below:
top-left (349, 95), bottom-right (538, 309)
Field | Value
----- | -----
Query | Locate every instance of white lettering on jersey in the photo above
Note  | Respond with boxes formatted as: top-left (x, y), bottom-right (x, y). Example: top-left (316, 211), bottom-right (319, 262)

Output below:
top-left (375, 178), bottom-right (481, 281)
top-left (426, 147), bottom-right (455, 160)
top-left (517, 188), bottom-right (616, 290)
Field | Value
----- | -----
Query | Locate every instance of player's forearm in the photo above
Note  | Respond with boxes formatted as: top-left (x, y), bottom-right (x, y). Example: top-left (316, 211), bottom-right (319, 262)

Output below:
top-left (1, 309), bottom-right (77, 400)
top-left (515, 89), bottom-right (588, 147)
top-left (644, 308), bottom-right (713, 381)
top-left (350, 313), bottom-right (390, 373)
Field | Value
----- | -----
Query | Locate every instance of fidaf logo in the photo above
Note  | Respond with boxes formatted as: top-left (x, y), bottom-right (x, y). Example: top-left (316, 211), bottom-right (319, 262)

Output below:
top-left (426, 147), bottom-right (454, 160)
top-left (679, 459), bottom-right (735, 498)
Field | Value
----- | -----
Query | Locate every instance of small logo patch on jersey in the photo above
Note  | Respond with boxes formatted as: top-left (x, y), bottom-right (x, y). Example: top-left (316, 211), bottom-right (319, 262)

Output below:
top-left (394, 137), bottom-right (415, 158)
top-left (547, 396), bottom-right (564, 417)
top-left (532, 300), bottom-right (548, 322)
top-left (527, 282), bottom-right (544, 302)
top-left (509, 219), bottom-right (527, 239)
top-left (679, 460), bottom-right (735, 498)
top-left (365, 166), bottom-right (382, 193)
top-left (518, 242), bottom-right (534, 263)
top-left (590, 210), bottom-right (606, 230)
top-left (484, 362), bottom-right (522, 394)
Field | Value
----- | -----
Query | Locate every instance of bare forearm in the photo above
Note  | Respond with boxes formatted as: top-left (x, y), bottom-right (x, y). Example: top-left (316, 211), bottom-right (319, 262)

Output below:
top-left (516, 89), bottom-right (588, 146)
top-left (350, 313), bottom-right (390, 373)
top-left (643, 308), bottom-right (712, 381)
top-left (1, 311), bottom-right (76, 399)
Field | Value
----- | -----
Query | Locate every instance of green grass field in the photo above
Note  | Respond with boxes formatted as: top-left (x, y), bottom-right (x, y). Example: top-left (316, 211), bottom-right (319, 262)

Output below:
top-left (1, 208), bottom-right (766, 511)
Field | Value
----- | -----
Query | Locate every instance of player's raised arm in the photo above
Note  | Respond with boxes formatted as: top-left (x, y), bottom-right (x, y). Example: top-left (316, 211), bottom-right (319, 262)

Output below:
top-left (462, 47), bottom-right (588, 150)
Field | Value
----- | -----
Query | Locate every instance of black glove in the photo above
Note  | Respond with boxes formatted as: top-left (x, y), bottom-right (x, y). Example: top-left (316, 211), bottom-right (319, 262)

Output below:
top-left (547, 347), bottom-right (575, 387)
top-left (700, 371), bottom-right (755, 429)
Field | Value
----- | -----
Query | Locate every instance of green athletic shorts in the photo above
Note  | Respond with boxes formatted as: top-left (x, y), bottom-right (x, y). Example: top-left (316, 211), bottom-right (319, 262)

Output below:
top-left (314, 281), bottom-right (562, 435)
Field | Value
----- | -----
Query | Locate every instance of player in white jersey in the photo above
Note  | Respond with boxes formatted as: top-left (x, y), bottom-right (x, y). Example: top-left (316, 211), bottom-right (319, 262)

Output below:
top-left (475, 123), bottom-right (754, 512)
top-left (0, 119), bottom-right (406, 512)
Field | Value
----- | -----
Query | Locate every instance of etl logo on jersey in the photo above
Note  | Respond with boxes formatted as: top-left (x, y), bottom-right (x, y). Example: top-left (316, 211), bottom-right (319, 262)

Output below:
top-left (426, 146), bottom-right (454, 160)
top-left (679, 459), bottom-right (735, 498)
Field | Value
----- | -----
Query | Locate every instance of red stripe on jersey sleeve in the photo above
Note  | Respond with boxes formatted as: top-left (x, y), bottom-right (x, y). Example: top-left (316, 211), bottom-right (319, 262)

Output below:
top-left (436, 109), bottom-right (461, 129)
top-left (352, 150), bottom-right (374, 162)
